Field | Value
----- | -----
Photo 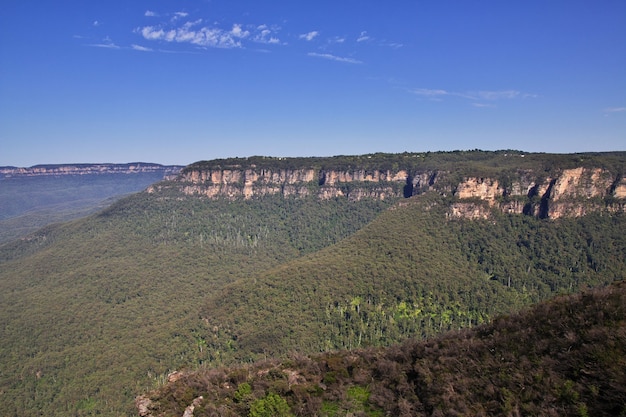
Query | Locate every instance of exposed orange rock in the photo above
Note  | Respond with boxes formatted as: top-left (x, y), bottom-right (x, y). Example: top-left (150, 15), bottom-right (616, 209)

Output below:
top-left (167, 165), bottom-right (625, 218)
top-left (455, 178), bottom-right (502, 204)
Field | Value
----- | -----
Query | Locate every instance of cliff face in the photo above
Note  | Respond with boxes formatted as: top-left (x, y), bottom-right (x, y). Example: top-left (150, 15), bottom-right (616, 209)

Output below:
top-left (151, 161), bottom-right (625, 219)
top-left (448, 167), bottom-right (625, 219)
top-left (160, 167), bottom-right (412, 201)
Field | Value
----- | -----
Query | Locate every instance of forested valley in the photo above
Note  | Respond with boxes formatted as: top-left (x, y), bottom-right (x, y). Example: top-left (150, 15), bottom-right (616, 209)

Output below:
top-left (0, 151), bottom-right (624, 416)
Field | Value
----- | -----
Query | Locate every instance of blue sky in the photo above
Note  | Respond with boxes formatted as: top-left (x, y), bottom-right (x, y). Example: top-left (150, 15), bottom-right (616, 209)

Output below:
top-left (1, 0), bottom-right (625, 166)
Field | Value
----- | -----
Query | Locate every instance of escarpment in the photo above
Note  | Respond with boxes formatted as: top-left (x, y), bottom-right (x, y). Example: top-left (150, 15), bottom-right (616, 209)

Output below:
top-left (147, 153), bottom-right (626, 219)
top-left (448, 167), bottom-right (625, 219)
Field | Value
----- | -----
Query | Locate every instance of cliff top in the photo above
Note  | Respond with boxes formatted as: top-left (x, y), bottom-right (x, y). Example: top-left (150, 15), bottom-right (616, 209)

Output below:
top-left (184, 150), bottom-right (626, 175)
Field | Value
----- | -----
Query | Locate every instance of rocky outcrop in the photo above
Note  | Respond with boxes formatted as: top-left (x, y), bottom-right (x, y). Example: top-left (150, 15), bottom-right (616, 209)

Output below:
top-left (182, 396), bottom-right (204, 417)
top-left (135, 396), bottom-right (154, 417)
top-left (614, 176), bottom-right (626, 199)
top-left (447, 168), bottom-right (624, 219)
top-left (454, 177), bottom-right (503, 203)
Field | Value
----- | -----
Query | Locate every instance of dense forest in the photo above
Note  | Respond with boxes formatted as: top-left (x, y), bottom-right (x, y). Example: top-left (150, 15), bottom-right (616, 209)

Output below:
top-left (0, 151), bottom-right (624, 416)
top-left (0, 193), bottom-right (393, 416)
top-left (198, 193), bottom-right (625, 364)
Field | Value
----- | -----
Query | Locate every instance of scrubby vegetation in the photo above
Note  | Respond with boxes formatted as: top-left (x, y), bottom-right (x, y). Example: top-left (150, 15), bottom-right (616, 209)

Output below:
top-left (142, 280), bottom-right (626, 417)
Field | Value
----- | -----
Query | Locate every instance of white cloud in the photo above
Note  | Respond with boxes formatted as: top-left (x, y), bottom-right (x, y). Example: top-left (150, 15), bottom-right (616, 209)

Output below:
top-left (308, 52), bottom-right (362, 64)
top-left (230, 24), bottom-right (250, 39)
top-left (138, 17), bottom-right (287, 50)
top-left (251, 24), bottom-right (281, 44)
top-left (472, 90), bottom-right (521, 100)
top-left (299, 31), bottom-right (319, 41)
top-left (131, 44), bottom-right (152, 52)
top-left (173, 12), bottom-right (188, 19)
top-left (145, 10), bottom-right (157, 17)
top-left (254, 29), bottom-right (280, 44)
top-left (138, 23), bottom-right (244, 48)
top-left (93, 20), bottom-right (100, 27)
top-left (141, 26), bottom-right (165, 40)
top-left (357, 31), bottom-right (370, 42)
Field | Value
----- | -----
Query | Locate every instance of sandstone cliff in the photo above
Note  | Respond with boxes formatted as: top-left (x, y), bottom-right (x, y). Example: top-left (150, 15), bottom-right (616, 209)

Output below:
top-left (148, 153), bottom-right (626, 219)
top-left (449, 167), bottom-right (625, 219)
top-left (167, 167), bottom-right (411, 201)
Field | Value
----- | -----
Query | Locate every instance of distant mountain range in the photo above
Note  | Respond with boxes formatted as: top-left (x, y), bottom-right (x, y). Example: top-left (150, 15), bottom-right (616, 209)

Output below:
top-left (0, 162), bottom-right (182, 178)
top-left (0, 163), bottom-right (182, 243)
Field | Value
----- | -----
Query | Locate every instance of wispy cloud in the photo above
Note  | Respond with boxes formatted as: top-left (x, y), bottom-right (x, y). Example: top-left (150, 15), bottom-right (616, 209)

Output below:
top-left (90, 43), bottom-right (120, 49)
top-left (299, 31), bottom-right (319, 41)
top-left (357, 31), bottom-right (370, 42)
top-left (471, 102), bottom-right (495, 108)
top-left (308, 52), bottom-right (362, 64)
top-left (412, 88), bottom-right (449, 98)
top-left (385, 42), bottom-right (403, 49)
top-left (131, 44), bottom-right (152, 52)
top-left (89, 36), bottom-right (119, 49)
top-left (412, 88), bottom-right (534, 105)
top-left (145, 10), bottom-right (157, 17)
top-left (604, 107), bottom-right (626, 113)
top-left (471, 90), bottom-right (522, 100)
top-left (93, 20), bottom-right (100, 27)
